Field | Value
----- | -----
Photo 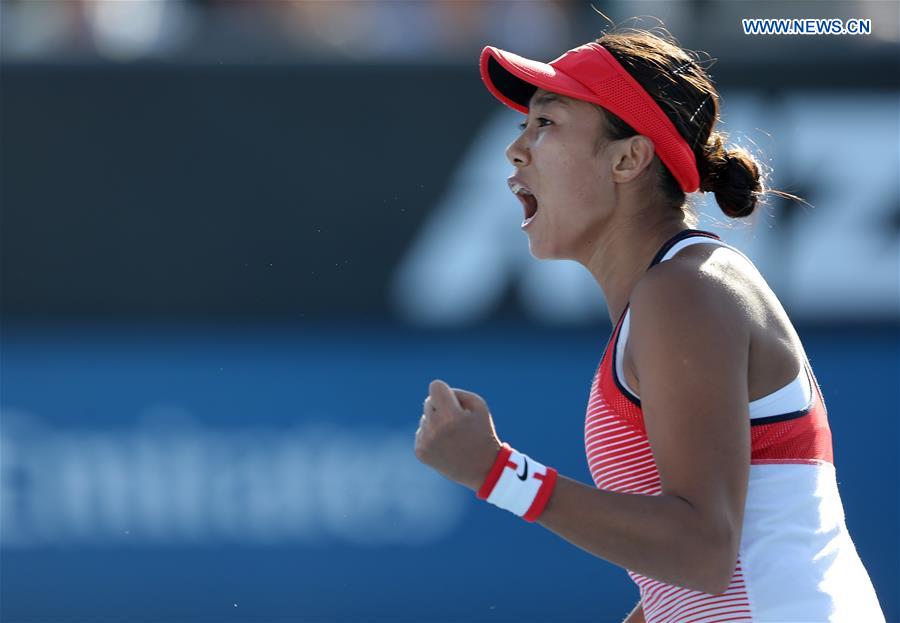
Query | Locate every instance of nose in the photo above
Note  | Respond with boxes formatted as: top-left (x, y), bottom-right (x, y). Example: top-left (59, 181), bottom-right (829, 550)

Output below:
top-left (505, 133), bottom-right (530, 168)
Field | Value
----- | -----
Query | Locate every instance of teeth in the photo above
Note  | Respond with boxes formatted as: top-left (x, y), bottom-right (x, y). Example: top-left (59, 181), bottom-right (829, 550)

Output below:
top-left (511, 182), bottom-right (533, 196)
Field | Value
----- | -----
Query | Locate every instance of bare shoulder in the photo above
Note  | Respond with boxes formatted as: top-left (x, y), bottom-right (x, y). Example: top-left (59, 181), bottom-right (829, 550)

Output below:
top-left (626, 250), bottom-right (753, 406)
top-left (626, 242), bottom-right (803, 404)
top-left (630, 249), bottom-right (752, 332)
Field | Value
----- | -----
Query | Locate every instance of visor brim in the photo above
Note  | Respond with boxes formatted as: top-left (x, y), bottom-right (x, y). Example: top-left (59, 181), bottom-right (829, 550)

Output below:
top-left (479, 46), bottom-right (596, 114)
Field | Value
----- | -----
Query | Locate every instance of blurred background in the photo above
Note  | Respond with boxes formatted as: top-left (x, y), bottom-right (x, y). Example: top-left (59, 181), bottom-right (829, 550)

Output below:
top-left (1, 0), bottom-right (897, 621)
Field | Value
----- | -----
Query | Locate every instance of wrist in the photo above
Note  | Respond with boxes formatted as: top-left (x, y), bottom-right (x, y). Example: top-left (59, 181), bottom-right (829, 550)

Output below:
top-left (475, 443), bottom-right (558, 522)
top-left (467, 440), bottom-right (504, 492)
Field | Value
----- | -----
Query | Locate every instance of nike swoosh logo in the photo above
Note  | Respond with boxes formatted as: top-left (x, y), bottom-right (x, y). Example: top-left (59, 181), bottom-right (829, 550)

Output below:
top-left (516, 457), bottom-right (529, 481)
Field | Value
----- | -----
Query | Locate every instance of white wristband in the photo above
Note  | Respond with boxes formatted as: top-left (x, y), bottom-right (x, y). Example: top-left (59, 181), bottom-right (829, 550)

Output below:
top-left (476, 443), bottom-right (558, 522)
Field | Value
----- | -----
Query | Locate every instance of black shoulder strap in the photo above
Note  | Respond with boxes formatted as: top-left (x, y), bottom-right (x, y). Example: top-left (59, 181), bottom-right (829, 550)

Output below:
top-left (646, 229), bottom-right (721, 271)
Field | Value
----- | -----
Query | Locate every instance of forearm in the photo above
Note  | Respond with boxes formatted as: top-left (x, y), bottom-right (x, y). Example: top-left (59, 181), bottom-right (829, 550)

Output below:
top-left (536, 475), bottom-right (735, 594)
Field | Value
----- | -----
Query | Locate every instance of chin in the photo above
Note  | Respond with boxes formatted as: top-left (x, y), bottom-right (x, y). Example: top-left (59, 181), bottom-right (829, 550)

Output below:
top-left (528, 239), bottom-right (564, 261)
top-left (525, 219), bottom-right (573, 260)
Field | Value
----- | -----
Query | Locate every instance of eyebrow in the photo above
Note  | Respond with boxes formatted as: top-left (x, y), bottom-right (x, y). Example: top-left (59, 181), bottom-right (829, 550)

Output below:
top-left (531, 93), bottom-right (569, 108)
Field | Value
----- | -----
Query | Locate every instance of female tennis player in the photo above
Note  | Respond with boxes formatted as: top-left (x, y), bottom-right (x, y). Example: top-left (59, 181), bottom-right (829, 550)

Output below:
top-left (414, 27), bottom-right (885, 623)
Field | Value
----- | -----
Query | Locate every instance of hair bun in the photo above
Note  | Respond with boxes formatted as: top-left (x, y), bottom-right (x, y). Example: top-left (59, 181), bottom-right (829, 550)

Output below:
top-left (698, 133), bottom-right (763, 218)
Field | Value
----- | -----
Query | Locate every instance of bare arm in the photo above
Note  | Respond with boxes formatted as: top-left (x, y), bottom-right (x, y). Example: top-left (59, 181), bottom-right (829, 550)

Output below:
top-left (535, 264), bottom-right (751, 594)
top-left (416, 262), bottom-right (752, 594)
top-left (623, 601), bottom-right (645, 623)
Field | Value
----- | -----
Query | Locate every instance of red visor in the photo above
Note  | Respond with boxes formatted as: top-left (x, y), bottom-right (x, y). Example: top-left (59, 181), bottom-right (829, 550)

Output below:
top-left (480, 43), bottom-right (700, 194)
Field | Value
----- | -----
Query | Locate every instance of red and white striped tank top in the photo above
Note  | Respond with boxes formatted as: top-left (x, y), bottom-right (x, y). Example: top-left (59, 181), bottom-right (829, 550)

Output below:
top-left (584, 229), bottom-right (885, 623)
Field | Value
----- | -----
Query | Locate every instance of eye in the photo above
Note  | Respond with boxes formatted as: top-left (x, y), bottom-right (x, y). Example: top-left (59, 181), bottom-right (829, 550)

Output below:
top-left (518, 117), bottom-right (553, 131)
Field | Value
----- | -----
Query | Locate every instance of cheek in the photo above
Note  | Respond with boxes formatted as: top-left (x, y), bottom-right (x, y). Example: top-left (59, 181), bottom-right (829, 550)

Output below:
top-left (561, 157), bottom-right (610, 211)
top-left (535, 140), bottom-right (610, 217)
top-left (562, 165), bottom-right (612, 243)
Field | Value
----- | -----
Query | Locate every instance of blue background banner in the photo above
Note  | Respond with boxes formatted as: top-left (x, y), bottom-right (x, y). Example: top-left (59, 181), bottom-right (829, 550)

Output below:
top-left (2, 325), bottom-right (896, 622)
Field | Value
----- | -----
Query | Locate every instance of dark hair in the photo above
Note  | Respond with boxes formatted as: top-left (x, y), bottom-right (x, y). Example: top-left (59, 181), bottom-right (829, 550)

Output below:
top-left (593, 27), bottom-right (780, 219)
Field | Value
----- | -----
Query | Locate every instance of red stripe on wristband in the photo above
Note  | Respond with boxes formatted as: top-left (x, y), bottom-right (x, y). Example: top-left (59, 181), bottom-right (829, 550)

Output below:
top-left (476, 443), bottom-right (513, 500)
top-left (522, 467), bottom-right (558, 522)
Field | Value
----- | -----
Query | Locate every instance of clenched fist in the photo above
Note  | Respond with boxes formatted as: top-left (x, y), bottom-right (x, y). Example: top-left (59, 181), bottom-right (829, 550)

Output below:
top-left (414, 379), bottom-right (503, 491)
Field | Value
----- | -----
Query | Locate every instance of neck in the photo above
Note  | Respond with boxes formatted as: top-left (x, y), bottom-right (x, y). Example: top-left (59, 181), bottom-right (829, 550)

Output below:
top-left (583, 215), bottom-right (692, 326)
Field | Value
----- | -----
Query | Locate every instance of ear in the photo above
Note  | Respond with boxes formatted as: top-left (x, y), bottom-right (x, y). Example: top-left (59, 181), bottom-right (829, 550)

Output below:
top-left (610, 135), bottom-right (656, 184)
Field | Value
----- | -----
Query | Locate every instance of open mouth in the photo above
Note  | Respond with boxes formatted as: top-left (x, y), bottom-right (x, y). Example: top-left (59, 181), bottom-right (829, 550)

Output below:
top-left (520, 193), bottom-right (538, 221)
top-left (510, 181), bottom-right (539, 227)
